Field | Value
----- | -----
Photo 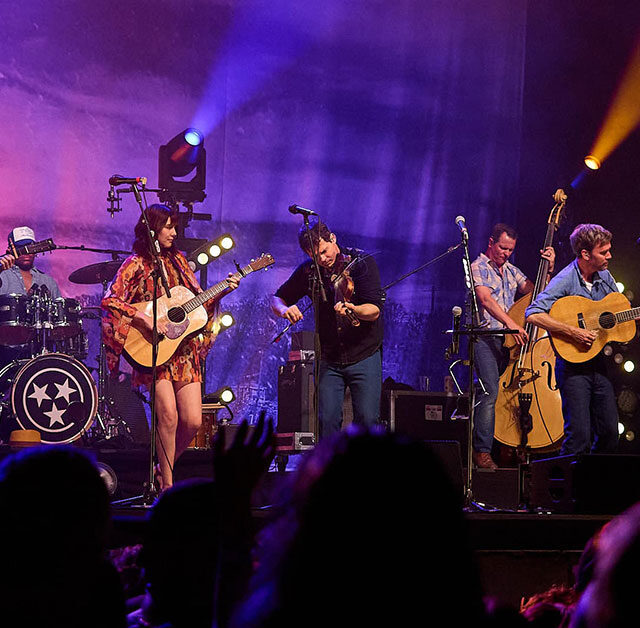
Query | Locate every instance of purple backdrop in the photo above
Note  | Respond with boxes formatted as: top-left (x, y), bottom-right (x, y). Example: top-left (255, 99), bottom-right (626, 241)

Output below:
top-left (0, 0), bottom-right (528, 422)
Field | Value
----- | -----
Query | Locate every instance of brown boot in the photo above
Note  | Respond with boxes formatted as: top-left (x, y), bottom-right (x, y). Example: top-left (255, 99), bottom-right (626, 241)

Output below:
top-left (473, 451), bottom-right (498, 470)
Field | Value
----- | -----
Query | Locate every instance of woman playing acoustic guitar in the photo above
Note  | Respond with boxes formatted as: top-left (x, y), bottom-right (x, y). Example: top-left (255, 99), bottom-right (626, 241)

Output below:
top-left (102, 204), bottom-right (238, 490)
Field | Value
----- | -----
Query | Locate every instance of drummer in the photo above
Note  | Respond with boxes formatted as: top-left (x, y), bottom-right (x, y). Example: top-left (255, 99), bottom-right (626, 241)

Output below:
top-left (0, 227), bottom-right (61, 297)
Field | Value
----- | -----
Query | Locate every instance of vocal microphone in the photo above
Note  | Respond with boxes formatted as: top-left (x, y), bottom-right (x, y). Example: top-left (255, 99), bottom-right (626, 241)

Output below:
top-left (288, 204), bottom-right (317, 217)
top-left (109, 175), bottom-right (147, 187)
top-left (455, 215), bottom-right (468, 240)
top-left (451, 305), bottom-right (462, 355)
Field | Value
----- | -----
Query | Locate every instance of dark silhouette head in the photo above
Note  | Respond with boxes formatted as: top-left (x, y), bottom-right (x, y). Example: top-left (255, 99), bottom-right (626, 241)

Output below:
top-left (234, 427), bottom-right (484, 628)
top-left (141, 479), bottom-right (220, 628)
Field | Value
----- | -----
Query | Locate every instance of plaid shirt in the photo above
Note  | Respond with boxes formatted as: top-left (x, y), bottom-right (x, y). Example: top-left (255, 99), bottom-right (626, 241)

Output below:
top-left (471, 252), bottom-right (528, 329)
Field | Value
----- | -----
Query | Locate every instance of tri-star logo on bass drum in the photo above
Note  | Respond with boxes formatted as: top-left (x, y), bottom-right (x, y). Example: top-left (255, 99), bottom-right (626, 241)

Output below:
top-left (9, 354), bottom-right (97, 443)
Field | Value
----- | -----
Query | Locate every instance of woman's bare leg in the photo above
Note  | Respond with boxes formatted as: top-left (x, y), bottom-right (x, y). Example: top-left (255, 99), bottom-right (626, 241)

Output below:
top-left (174, 380), bottom-right (203, 463)
top-left (154, 379), bottom-right (179, 490)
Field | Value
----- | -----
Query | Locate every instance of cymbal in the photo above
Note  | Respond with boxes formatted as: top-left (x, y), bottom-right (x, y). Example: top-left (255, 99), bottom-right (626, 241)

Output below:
top-left (69, 260), bottom-right (123, 285)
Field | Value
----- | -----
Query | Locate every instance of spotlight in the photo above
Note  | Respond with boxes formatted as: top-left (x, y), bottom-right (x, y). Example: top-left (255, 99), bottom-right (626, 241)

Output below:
top-left (219, 312), bottom-right (235, 329)
top-left (619, 422), bottom-right (626, 436)
top-left (616, 281), bottom-right (625, 293)
top-left (158, 128), bottom-right (207, 204)
top-left (623, 360), bottom-right (635, 373)
top-left (584, 155), bottom-right (601, 170)
top-left (188, 233), bottom-right (235, 270)
top-left (207, 386), bottom-right (235, 405)
top-left (626, 430), bottom-right (636, 442)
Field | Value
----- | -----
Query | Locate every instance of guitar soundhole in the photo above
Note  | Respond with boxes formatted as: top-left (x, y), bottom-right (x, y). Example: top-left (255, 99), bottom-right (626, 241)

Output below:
top-left (599, 311), bottom-right (616, 329)
top-left (167, 307), bottom-right (186, 323)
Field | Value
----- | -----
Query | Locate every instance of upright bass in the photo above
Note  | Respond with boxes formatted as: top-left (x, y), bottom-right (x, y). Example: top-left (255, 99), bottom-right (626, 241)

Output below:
top-left (493, 200), bottom-right (565, 451)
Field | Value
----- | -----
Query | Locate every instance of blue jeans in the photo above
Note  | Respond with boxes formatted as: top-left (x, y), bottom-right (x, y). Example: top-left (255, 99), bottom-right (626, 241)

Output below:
top-left (556, 357), bottom-right (618, 455)
top-left (318, 349), bottom-right (382, 438)
top-left (473, 336), bottom-right (509, 452)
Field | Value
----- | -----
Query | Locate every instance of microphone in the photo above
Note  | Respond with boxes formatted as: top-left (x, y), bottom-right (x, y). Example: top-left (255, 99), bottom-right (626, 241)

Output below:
top-left (455, 215), bottom-right (468, 241)
top-left (109, 175), bottom-right (147, 187)
top-left (288, 204), bottom-right (317, 217)
top-left (451, 305), bottom-right (462, 355)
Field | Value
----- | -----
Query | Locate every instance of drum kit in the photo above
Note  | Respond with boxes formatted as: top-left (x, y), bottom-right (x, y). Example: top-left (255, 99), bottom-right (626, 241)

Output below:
top-left (0, 256), bottom-right (135, 446)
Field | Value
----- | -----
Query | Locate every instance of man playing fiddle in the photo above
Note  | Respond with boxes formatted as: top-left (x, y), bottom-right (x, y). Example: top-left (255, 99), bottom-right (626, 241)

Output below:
top-left (271, 219), bottom-right (384, 437)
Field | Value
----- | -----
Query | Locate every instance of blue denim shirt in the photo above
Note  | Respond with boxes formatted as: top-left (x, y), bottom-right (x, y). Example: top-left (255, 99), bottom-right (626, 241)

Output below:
top-left (0, 266), bottom-right (61, 298)
top-left (525, 259), bottom-right (618, 316)
top-left (471, 253), bottom-right (528, 330)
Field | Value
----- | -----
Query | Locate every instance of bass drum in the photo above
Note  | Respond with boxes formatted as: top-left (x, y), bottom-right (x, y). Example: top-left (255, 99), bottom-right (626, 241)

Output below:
top-left (9, 353), bottom-right (97, 444)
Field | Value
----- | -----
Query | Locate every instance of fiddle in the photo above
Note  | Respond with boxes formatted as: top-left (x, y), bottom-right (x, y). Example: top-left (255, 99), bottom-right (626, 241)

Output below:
top-left (331, 253), bottom-right (360, 327)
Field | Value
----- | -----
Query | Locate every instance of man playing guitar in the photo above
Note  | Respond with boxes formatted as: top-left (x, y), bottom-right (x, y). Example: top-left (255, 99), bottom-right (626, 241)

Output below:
top-left (526, 219), bottom-right (619, 455)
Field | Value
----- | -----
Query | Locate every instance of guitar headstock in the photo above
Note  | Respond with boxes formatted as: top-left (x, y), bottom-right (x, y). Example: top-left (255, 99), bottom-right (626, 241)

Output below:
top-left (9, 238), bottom-right (57, 257)
top-left (248, 253), bottom-right (275, 272)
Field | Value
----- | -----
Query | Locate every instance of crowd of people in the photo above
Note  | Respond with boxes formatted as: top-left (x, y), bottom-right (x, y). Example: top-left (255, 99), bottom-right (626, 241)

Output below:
top-left (0, 420), bottom-right (636, 628)
top-left (0, 416), bottom-right (640, 628)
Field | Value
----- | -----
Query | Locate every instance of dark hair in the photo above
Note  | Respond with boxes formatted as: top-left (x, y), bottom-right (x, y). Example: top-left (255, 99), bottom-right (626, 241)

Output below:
top-left (569, 223), bottom-right (612, 257)
top-left (133, 204), bottom-right (179, 258)
top-left (297, 218), bottom-right (332, 253)
top-left (490, 223), bottom-right (518, 242)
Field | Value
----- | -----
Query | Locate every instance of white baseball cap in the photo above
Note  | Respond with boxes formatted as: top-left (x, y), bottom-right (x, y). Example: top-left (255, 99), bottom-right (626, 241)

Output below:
top-left (9, 226), bottom-right (36, 247)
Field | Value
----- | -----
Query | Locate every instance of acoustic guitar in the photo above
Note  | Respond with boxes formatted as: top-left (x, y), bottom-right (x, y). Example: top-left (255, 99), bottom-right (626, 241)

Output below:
top-left (124, 253), bottom-right (274, 368)
top-left (548, 291), bottom-right (639, 362)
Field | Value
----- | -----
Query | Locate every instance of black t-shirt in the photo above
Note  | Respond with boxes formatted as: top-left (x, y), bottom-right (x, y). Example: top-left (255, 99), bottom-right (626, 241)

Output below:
top-left (274, 247), bottom-right (384, 365)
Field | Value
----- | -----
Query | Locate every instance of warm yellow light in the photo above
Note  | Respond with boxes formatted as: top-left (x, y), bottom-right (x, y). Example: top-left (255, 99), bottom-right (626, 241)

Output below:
top-left (220, 236), bottom-right (234, 250)
top-left (197, 252), bottom-right (209, 266)
top-left (626, 430), bottom-right (636, 442)
top-left (209, 244), bottom-right (221, 258)
top-left (584, 155), bottom-right (601, 170)
top-left (589, 36), bottom-right (640, 166)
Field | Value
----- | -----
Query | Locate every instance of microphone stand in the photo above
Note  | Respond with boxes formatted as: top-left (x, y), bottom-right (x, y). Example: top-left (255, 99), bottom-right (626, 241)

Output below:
top-left (112, 183), bottom-right (170, 507)
top-left (454, 230), bottom-right (519, 509)
top-left (301, 215), bottom-right (327, 439)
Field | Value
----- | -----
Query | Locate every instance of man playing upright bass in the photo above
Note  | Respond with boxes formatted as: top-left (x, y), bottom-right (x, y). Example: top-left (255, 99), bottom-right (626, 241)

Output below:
top-left (471, 223), bottom-right (555, 469)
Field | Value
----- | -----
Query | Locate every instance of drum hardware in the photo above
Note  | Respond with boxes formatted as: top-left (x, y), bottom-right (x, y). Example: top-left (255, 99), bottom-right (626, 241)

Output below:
top-left (66, 260), bottom-right (134, 447)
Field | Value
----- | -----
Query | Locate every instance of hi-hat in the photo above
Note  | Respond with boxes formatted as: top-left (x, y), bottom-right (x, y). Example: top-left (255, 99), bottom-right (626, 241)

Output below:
top-left (69, 260), bottom-right (123, 285)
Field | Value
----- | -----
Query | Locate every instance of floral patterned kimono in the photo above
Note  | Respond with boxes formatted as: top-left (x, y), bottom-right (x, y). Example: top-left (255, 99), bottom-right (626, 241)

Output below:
top-left (101, 250), bottom-right (218, 389)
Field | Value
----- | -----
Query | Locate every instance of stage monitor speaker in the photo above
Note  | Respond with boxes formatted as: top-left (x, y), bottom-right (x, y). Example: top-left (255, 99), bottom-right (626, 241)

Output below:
top-left (277, 362), bottom-right (353, 437)
top-left (277, 362), bottom-right (316, 434)
top-left (384, 390), bottom-right (469, 468)
top-left (529, 454), bottom-right (640, 514)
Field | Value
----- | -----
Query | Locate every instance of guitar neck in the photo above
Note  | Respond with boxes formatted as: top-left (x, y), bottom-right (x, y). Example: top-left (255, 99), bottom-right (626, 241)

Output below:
top-left (182, 264), bottom-right (252, 312)
top-left (616, 307), bottom-right (640, 323)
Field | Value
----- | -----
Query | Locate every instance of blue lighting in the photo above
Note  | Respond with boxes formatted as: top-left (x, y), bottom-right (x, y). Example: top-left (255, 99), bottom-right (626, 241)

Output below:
top-left (184, 128), bottom-right (203, 146)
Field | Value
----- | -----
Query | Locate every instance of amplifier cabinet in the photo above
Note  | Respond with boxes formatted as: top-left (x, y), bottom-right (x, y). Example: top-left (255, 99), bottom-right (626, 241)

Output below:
top-left (384, 390), bottom-right (469, 466)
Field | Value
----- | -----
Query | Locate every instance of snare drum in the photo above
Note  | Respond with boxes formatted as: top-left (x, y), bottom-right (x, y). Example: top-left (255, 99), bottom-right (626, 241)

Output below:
top-left (52, 329), bottom-right (89, 361)
top-left (48, 298), bottom-right (82, 340)
top-left (0, 294), bottom-right (35, 345)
